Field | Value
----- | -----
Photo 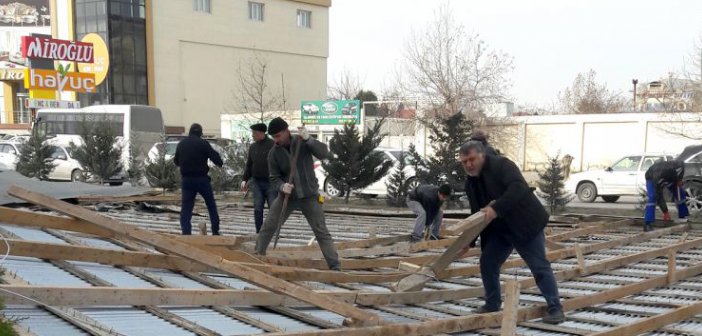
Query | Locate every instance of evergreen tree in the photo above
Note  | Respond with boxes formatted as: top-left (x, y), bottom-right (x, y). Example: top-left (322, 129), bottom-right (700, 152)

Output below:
top-left (407, 143), bottom-right (426, 173)
top-left (211, 138), bottom-right (250, 194)
top-left (145, 137), bottom-right (180, 194)
top-left (323, 119), bottom-right (393, 203)
top-left (536, 154), bottom-right (574, 214)
top-left (416, 112), bottom-right (474, 191)
top-left (15, 132), bottom-right (55, 180)
top-left (126, 134), bottom-right (145, 186)
top-left (70, 120), bottom-right (123, 184)
top-left (385, 151), bottom-right (409, 207)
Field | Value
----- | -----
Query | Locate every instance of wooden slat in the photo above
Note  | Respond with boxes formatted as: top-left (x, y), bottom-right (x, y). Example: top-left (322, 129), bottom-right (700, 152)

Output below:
top-left (6, 185), bottom-right (381, 327)
top-left (500, 280), bottom-right (520, 336)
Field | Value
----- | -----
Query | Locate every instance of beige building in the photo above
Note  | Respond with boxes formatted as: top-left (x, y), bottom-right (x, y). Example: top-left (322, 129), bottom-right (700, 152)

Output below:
top-left (151, 0), bottom-right (330, 135)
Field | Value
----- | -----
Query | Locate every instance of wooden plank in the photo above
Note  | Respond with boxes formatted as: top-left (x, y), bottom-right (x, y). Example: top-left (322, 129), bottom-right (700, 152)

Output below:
top-left (6, 185), bottom-right (381, 327)
top-left (0, 207), bottom-right (251, 247)
top-left (544, 238), bottom-right (565, 251)
top-left (574, 243), bottom-right (587, 275)
top-left (441, 211), bottom-right (487, 236)
top-left (77, 194), bottom-right (181, 203)
top-left (500, 279), bottom-right (520, 336)
top-left (547, 219), bottom-right (632, 241)
top-left (266, 242), bottom-right (412, 259)
top-left (261, 262), bottom-right (702, 336)
top-left (392, 212), bottom-right (486, 292)
top-left (589, 300), bottom-right (702, 336)
top-left (668, 250), bottom-right (677, 284)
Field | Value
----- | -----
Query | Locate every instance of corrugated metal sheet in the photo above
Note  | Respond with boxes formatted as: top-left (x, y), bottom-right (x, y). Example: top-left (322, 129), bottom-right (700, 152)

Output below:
top-left (204, 274), bottom-right (258, 289)
top-left (71, 261), bottom-right (158, 288)
top-left (2, 256), bottom-right (91, 287)
top-left (4, 305), bottom-right (90, 336)
top-left (365, 308), bottom-right (418, 324)
top-left (77, 236), bottom-right (126, 250)
top-left (145, 269), bottom-right (212, 289)
top-left (79, 307), bottom-right (195, 336)
top-left (168, 307), bottom-right (263, 335)
top-left (293, 308), bottom-right (345, 326)
top-left (235, 307), bottom-right (318, 332)
top-left (0, 225), bottom-right (68, 245)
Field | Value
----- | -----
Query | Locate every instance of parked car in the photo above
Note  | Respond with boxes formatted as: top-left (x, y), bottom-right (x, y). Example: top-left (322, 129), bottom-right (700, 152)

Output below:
top-left (0, 141), bottom-right (23, 170)
top-left (565, 153), bottom-right (675, 203)
top-left (4, 134), bottom-right (30, 143)
top-left (676, 145), bottom-right (702, 213)
top-left (48, 145), bottom-right (125, 185)
top-left (315, 148), bottom-right (421, 198)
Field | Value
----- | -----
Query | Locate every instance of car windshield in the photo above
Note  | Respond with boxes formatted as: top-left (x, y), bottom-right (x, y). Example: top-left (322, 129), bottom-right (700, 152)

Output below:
top-left (389, 150), bottom-right (414, 166)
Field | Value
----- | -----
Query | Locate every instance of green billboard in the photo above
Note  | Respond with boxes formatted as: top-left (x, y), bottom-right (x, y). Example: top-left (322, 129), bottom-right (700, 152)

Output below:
top-left (301, 100), bottom-right (361, 125)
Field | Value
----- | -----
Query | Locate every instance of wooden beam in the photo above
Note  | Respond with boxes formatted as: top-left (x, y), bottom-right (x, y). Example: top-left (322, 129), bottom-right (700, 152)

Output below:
top-left (588, 300), bottom-right (702, 336)
top-left (574, 243), bottom-right (587, 275)
top-left (76, 194), bottom-right (181, 203)
top-left (547, 219), bottom-right (632, 242)
top-left (500, 280), bottom-right (520, 336)
top-left (393, 212), bottom-right (486, 292)
top-left (6, 186), bottom-right (381, 327)
top-left (668, 250), bottom-right (677, 284)
top-left (261, 262), bottom-right (702, 336)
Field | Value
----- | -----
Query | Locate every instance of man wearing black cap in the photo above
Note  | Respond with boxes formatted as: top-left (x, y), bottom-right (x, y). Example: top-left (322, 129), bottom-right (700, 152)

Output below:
top-left (173, 123), bottom-right (224, 235)
top-left (255, 117), bottom-right (340, 270)
top-left (241, 122), bottom-right (277, 233)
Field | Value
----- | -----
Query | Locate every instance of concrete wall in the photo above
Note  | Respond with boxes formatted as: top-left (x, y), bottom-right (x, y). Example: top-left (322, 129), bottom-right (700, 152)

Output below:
top-left (151, 0), bottom-right (329, 135)
top-left (488, 113), bottom-right (702, 172)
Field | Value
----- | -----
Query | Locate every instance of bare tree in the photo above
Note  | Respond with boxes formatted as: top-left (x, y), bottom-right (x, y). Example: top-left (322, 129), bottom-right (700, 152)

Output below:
top-left (558, 69), bottom-right (624, 114)
top-left (229, 52), bottom-right (284, 122)
top-left (328, 67), bottom-right (363, 100)
top-left (402, 4), bottom-right (513, 118)
top-left (683, 35), bottom-right (702, 111)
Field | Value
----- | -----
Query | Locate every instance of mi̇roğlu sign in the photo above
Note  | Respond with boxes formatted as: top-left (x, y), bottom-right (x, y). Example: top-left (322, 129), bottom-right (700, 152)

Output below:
top-left (21, 36), bottom-right (94, 63)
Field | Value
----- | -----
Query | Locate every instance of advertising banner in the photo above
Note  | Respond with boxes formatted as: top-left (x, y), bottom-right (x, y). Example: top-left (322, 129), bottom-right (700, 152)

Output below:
top-left (301, 100), bottom-right (361, 125)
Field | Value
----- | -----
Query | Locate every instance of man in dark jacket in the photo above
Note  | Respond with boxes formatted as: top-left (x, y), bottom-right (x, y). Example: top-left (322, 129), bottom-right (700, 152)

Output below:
top-left (254, 117), bottom-right (340, 270)
top-left (407, 184), bottom-right (452, 242)
top-left (458, 140), bottom-right (564, 324)
top-left (240, 123), bottom-right (277, 233)
top-left (644, 160), bottom-right (689, 232)
top-left (173, 123), bottom-right (224, 235)
top-left (470, 130), bottom-right (499, 156)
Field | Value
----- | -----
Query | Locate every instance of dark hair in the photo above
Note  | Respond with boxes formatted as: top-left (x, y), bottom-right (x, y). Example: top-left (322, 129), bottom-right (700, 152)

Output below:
top-left (459, 140), bottom-right (485, 155)
top-left (189, 123), bottom-right (203, 137)
top-left (470, 130), bottom-right (488, 143)
top-left (438, 184), bottom-right (452, 196)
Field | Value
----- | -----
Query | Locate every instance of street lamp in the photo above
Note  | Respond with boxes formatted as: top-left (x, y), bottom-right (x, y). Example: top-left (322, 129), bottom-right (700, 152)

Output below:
top-left (632, 79), bottom-right (639, 112)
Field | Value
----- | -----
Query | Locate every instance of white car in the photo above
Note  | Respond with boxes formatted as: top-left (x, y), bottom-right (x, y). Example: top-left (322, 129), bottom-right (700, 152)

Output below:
top-left (0, 142), bottom-right (23, 170)
top-left (315, 148), bottom-right (421, 198)
top-left (48, 145), bottom-right (125, 185)
top-left (565, 153), bottom-right (675, 203)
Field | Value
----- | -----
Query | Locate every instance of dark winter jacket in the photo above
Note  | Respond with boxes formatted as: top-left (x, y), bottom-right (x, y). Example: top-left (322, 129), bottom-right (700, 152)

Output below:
top-left (268, 136), bottom-right (328, 199)
top-left (408, 185), bottom-right (444, 226)
top-left (243, 137), bottom-right (274, 181)
top-left (465, 155), bottom-right (549, 243)
top-left (173, 135), bottom-right (223, 178)
top-left (645, 160), bottom-right (685, 213)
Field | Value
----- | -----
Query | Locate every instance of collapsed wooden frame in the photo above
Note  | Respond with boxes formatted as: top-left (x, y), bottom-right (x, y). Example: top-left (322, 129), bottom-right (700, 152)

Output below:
top-left (1, 185), bottom-right (699, 335)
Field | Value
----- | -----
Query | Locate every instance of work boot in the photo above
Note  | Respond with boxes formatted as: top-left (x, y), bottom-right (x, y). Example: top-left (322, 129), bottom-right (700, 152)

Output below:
top-left (542, 308), bottom-right (565, 324)
top-left (643, 223), bottom-right (653, 232)
top-left (409, 236), bottom-right (422, 243)
top-left (474, 305), bottom-right (500, 314)
top-left (429, 234), bottom-right (441, 241)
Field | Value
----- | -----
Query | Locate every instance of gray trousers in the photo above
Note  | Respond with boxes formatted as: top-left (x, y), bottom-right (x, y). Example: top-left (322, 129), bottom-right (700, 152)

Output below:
top-left (407, 199), bottom-right (443, 240)
top-left (255, 195), bottom-right (340, 270)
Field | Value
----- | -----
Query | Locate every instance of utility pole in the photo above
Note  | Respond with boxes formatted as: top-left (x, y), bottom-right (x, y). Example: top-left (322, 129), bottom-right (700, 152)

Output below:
top-left (632, 79), bottom-right (638, 112)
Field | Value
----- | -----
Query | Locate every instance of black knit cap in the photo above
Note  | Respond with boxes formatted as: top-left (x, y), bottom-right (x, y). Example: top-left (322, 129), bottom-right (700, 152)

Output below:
top-left (250, 123), bottom-right (267, 132)
top-left (189, 123), bottom-right (203, 137)
top-left (267, 117), bottom-right (288, 135)
top-left (438, 184), bottom-right (452, 196)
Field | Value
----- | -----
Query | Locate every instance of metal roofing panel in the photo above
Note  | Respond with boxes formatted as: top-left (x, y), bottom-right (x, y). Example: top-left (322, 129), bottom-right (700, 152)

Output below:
top-left (79, 307), bottom-right (195, 336)
top-left (168, 307), bottom-right (263, 335)
top-left (234, 307), bottom-right (318, 332)
top-left (4, 305), bottom-right (90, 336)
top-left (145, 269), bottom-right (212, 289)
top-left (2, 256), bottom-right (91, 287)
top-left (71, 261), bottom-right (158, 288)
top-left (365, 308), bottom-right (418, 324)
top-left (0, 225), bottom-right (68, 244)
top-left (76, 236), bottom-right (126, 250)
top-left (293, 307), bottom-right (345, 326)
top-left (204, 274), bottom-right (259, 289)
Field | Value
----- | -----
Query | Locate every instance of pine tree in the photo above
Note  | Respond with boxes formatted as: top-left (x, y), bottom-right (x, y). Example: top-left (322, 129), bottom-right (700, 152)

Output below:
top-left (15, 132), bottom-right (55, 180)
top-left (211, 138), bottom-right (250, 194)
top-left (70, 120), bottom-right (123, 184)
top-left (386, 151), bottom-right (409, 207)
top-left (416, 112), bottom-right (474, 193)
top-left (536, 154), bottom-right (574, 214)
top-left (322, 119), bottom-right (394, 203)
top-left (126, 134), bottom-right (145, 186)
top-left (145, 137), bottom-right (180, 194)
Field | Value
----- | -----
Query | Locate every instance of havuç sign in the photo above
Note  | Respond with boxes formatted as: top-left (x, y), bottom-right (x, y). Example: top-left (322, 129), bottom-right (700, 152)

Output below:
top-left (301, 100), bottom-right (361, 125)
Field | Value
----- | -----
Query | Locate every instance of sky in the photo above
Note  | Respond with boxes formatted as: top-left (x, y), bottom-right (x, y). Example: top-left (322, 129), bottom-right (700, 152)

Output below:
top-left (328, 0), bottom-right (702, 107)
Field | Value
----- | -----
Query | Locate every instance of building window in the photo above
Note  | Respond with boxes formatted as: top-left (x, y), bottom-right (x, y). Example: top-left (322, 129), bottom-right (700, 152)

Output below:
top-left (194, 0), bottom-right (211, 13)
top-left (249, 2), bottom-right (264, 21)
top-left (297, 9), bottom-right (311, 28)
